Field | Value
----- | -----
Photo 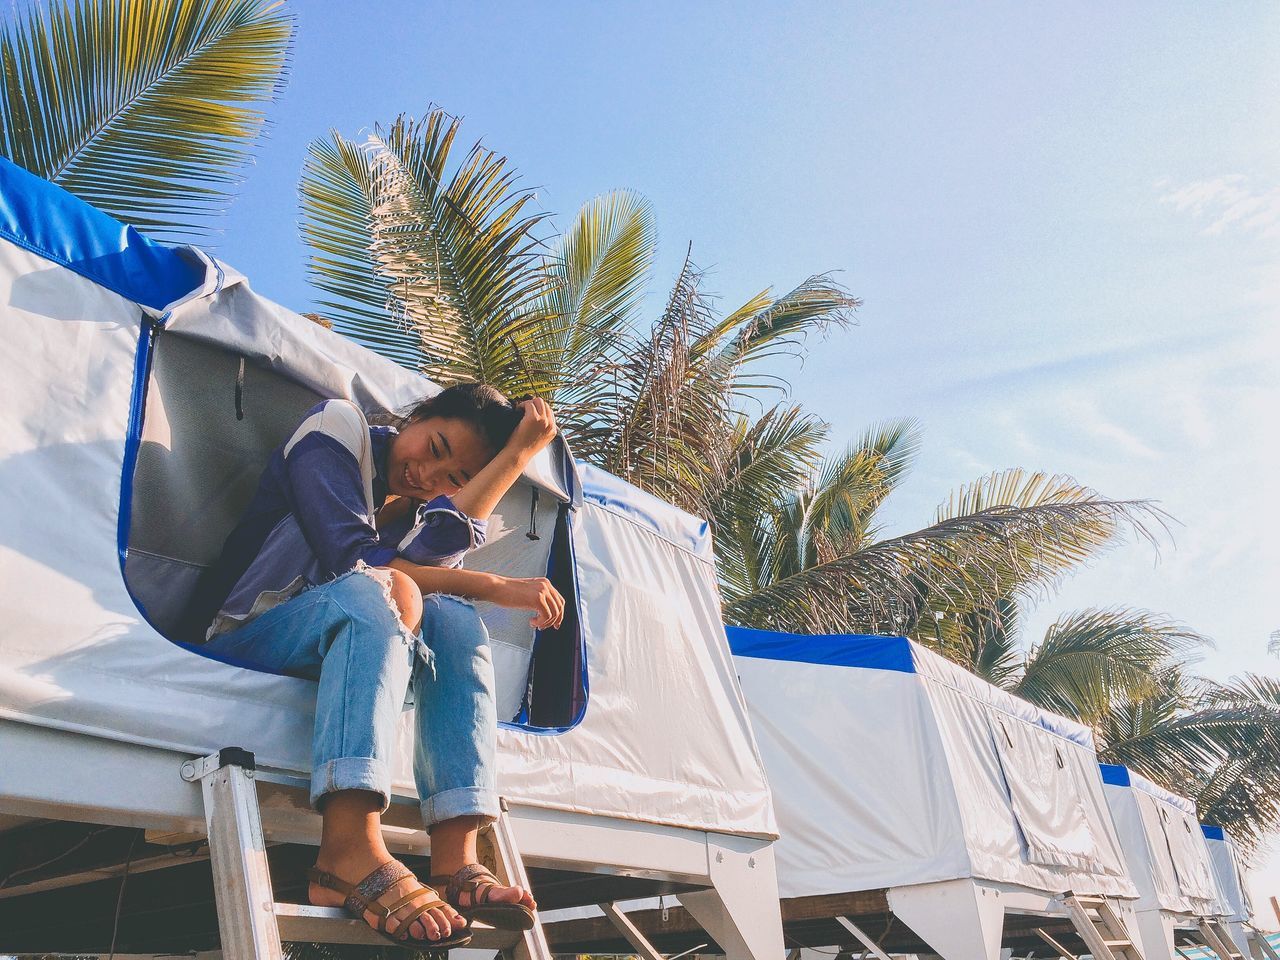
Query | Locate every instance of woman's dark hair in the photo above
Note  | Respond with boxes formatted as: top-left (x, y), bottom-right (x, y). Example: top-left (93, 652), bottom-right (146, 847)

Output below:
top-left (401, 382), bottom-right (523, 454)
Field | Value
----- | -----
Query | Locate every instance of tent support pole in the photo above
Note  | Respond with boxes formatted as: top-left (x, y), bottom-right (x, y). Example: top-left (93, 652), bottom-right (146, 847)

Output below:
top-left (835, 916), bottom-right (892, 960)
top-left (600, 901), bottom-right (667, 960)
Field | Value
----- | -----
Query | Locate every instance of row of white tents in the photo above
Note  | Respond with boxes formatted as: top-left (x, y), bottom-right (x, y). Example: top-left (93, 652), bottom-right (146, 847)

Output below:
top-left (0, 155), bottom-right (1269, 960)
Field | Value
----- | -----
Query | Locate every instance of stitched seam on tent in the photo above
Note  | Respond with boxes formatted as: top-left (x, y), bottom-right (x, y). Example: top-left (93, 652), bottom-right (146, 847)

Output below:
top-left (925, 669), bottom-right (1094, 749)
top-left (581, 499), bottom-right (714, 564)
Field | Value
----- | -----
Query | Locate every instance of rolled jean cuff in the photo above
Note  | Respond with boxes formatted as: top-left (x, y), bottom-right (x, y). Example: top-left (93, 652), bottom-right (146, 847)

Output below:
top-left (311, 757), bottom-right (390, 812)
top-left (420, 786), bottom-right (500, 828)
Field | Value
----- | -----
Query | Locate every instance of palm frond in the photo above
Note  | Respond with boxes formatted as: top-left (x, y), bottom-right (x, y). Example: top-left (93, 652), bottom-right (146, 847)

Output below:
top-left (804, 418), bottom-right (922, 555)
top-left (1015, 608), bottom-right (1207, 723)
top-left (299, 131), bottom-right (422, 370)
top-left (935, 469), bottom-right (1169, 598)
top-left (537, 191), bottom-right (658, 453)
top-left (725, 493), bottom-right (1163, 636)
top-left (365, 111), bottom-right (554, 392)
top-left (709, 274), bottom-right (859, 378)
top-left (1, 0), bottom-right (292, 241)
top-left (1100, 671), bottom-right (1280, 849)
top-left (542, 189), bottom-right (654, 377)
top-left (712, 406), bottom-right (829, 604)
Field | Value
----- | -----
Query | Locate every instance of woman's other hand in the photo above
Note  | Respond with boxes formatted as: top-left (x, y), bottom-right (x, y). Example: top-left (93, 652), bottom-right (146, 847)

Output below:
top-left (509, 398), bottom-right (557, 461)
top-left (494, 576), bottom-right (565, 630)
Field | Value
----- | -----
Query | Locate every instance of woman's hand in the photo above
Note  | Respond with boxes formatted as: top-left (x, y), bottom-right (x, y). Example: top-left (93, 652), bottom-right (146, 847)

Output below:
top-left (508, 398), bottom-right (558, 460)
top-left (492, 576), bottom-right (565, 630)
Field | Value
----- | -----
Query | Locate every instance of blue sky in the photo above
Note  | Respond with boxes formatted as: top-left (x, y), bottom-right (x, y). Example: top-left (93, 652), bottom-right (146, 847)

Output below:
top-left (214, 0), bottom-right (1280, 896)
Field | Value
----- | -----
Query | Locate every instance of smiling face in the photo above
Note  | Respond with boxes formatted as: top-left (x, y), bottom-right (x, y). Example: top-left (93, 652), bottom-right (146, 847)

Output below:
top-left (386, 416), bottom-right (496, 500)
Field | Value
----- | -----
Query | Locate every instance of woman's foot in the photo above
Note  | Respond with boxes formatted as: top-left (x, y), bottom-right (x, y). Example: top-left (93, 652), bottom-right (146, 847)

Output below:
top-left (431, 863), bottom-right (537, 930)
top-left (309, 851), bottom-right (466, 943)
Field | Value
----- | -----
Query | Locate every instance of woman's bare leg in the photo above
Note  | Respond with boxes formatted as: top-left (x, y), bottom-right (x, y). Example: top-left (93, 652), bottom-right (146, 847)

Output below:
top-left (308, 571), bottom-right (466, 941)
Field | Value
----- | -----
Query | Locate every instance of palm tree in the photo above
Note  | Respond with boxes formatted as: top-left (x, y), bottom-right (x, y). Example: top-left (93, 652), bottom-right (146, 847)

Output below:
top-left (719, 421), bottom-right (1166, 638)
top-left (299, 110), bottom-right (1173, 643)
top-left (299, 108), bottom-right (859, 519)
top-left (0, 0), bottom-right (293, 242)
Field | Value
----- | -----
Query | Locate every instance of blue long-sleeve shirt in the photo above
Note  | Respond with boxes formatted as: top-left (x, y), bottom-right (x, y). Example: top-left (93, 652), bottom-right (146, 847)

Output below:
top-left (188, 399), bottom-right (487, 641)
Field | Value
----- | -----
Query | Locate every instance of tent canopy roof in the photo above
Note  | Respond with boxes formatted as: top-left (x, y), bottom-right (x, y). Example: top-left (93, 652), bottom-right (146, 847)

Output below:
top-left (1100, 763), bottom-right (1197, 815)
top-left (726, 625), bottom-right (1094, 748)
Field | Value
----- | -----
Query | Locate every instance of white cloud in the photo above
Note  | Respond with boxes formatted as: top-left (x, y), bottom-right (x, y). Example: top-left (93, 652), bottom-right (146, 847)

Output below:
top-left (1157, 175), bottom-right (1280, 239)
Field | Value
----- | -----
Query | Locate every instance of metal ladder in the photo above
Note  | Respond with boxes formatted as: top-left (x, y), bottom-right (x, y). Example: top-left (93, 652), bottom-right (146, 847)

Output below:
top-left (182, 746), bottom-right (552, 960)
top-left (1195, 917), bottom-right (1246, 960)
top-left (1062, 894), bottom-right (1146, 960)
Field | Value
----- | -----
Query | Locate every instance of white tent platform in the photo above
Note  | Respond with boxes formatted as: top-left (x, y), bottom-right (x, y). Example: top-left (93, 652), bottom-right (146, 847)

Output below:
top-left (1099, 763), bottom-right (1239, 959)
top-left (0, 156), bottom-right (782, 959)
top-left (545, 627), bottom-right (1142, 960)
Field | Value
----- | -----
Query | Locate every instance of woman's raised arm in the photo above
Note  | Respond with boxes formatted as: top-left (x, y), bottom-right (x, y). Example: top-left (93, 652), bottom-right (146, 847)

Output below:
top-left (449, 398), bottom-right (558, 521)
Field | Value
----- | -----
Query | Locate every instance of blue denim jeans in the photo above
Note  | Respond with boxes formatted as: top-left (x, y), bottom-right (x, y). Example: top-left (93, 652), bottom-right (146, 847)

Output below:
top-left (204, 566), bottom-right (499, 827)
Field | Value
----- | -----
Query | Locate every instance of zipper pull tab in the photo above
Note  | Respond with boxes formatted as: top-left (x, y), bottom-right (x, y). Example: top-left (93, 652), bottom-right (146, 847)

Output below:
top-left (526, 487), bottom-right (541, 540)
top-left (234, 356), bottom-right (245, 421)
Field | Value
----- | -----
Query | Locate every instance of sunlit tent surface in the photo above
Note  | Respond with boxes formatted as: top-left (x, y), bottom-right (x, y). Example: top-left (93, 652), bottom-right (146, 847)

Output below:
top-left (0, 157), bottom-right (781, 958)
top-left (1099, 764), bottom-right (1242, 958)
top-left (735, 627), bottom-right (1138, 959)
top-left (1202, 824), bottom-right (1265, 958)
top-left (545, 627), bottom-right (1141, 960)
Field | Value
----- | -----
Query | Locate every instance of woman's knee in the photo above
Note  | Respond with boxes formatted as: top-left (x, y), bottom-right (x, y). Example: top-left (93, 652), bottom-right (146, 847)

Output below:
top-left (377, 567), bottom-right (423, 632)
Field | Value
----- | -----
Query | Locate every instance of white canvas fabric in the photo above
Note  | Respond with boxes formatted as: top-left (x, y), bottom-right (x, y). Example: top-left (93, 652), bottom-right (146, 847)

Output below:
top-left (1101, 766), bottom-right (1220, 916)
top-left (0, 161), bottom-right (776, 839)
top-left (1204, 828), bottom-right (1254, 924)
top-left (729, 630), bottom-right (1135, 900)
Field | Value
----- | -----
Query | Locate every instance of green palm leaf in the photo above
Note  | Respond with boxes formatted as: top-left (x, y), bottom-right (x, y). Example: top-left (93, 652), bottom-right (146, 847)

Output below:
top-left (1015, 608), bottom-right (1207, 724)
top-left (725, 489), bottom-right (1161, 635)
top-left (0, 0), bottom-right (292, 241)
top-left (1100, 671), bottom-right (1280, 848)
top-left (366, 112), bottom-right (554, 391)
top-left (299, 131), bottom-right (422, 369)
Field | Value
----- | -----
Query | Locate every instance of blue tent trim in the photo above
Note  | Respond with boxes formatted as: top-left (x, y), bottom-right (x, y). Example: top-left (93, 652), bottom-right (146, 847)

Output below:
top-left (1100, 763), bottom-right (1197, 813)
top-left (1201, 824), bottom-right (1226, 842)
top-left (0, 157), bottom-right (204, 311)
top-left (1100, 763), bottom-right (1131, 786)
top-left (726, 625), bottom-right (916, 673)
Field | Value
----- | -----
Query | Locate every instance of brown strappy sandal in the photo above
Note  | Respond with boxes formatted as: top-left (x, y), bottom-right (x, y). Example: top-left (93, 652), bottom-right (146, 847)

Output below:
top-left (309, 860), bottom-right (473, 948)
top-left (430, 863), bottom-right (537, 931)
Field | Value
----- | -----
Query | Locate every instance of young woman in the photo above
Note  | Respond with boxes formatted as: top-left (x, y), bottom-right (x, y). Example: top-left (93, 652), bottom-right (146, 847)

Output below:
top-left (191, 383), bottom-right (564, 947)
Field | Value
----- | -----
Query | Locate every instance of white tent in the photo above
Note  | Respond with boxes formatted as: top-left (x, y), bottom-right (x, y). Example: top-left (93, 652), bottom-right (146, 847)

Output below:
top-left (547, 627), bottom-right (1142, 959)
top-left (1202, 824), bottom-right (1261, 958)
top-left (0, 157), bottom-right (781, 959)
top-left (731, 627), bottom-right (1139, 960)
top-left (1099, 763), bottom-right (1230, 959)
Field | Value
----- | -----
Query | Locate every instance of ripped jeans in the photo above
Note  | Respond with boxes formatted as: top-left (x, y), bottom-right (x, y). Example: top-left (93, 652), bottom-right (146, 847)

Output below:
top-left (204, 566), bottom-right (499, 827)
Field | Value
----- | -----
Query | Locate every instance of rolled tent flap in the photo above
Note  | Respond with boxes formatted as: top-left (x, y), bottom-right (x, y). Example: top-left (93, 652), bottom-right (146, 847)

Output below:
top-left (726, 627), bottom-right (1136, 900)
top-left (0, 157), bottom-right (775, 839)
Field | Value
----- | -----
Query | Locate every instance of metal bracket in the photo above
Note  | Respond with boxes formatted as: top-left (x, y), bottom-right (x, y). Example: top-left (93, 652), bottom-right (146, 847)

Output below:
top-left (181, 747), bottom-right (256, 783)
